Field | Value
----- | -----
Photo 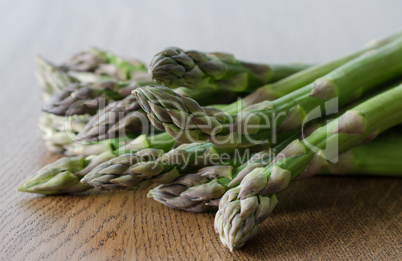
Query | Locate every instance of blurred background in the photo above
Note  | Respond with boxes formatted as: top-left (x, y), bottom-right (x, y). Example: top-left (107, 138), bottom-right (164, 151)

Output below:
top-left (2, 0), bottom-right (401, 66)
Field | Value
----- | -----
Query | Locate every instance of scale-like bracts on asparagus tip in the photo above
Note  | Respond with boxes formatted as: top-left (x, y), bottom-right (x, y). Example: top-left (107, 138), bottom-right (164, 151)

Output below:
top-left (150, 47), bottom-right (311, 92)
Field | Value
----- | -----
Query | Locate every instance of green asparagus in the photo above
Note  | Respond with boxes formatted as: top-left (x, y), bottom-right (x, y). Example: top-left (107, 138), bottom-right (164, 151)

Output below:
top-left (215, 83), bottom-right (402, 250)
top-left (150, 47), bottom-right (311, 92)
top-left (18, 133), bottom-right (176, 194)
top-left (135, 37), bottom-right (402, 147)
top-left (36, 48), bottom-right (148, 100)
top-left (80, 138), bottom-right (252, 191)
top-left (149, 132), bottom-right (402, 212)
top-left (59, 47), bottom-right (148, 81)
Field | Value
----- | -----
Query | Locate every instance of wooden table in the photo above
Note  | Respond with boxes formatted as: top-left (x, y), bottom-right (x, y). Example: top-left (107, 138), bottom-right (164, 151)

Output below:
top-left (1, 1), bottom-right (401, 260)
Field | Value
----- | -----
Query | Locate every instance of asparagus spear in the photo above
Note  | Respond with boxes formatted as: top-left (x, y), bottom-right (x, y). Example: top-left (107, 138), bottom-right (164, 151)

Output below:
top-left (148, 132), bottom-right (402, 212)
top-left (18, 133), bottom-right (176, 194)
top-left (35, 48), bottom-right (149, 100)
top-left (215, 83), bottom-right (402, 250)
top-left (135, 37), bottom-right (402, 147)
top-left (35, 55), bottom-right (79, 101)
top-left (75, 86), bottom-right (240, 142)
top-left (80, 139), bottom-right (251, 191)
top-left (150, 47), bottom-right (311, 92)
top-left (59, 47), bottom-right (148, 81)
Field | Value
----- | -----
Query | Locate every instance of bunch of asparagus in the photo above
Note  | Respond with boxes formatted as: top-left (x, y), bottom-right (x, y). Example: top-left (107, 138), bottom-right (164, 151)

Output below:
top-left (19, 32), bottom-right (402, 251)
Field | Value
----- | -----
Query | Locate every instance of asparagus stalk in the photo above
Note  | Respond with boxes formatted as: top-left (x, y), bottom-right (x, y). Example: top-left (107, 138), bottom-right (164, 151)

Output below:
top-left (150, 47), bottom-right (311, 92)
top-left (215, 84), bottom-right (402, 250)
top-left (148, 132), bottom-right (402, 212)
top-left (135, 36), bottom-right (402, 147)
top-left (18, 133), bottom-right (176, 194)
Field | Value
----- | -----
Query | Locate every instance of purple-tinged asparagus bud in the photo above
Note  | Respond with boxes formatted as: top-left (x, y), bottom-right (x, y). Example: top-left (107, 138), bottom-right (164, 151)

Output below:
top-left (271, 139), bottom-right (306, 165)
top-left (126, 162), bottom-right (164, 177)
top-left (295, 150), bottom-right (328, 180)
top-left (181, 180), bottom-right (226, 201)
top-left (254, 195), bottom-right (277, 223)
top-left (239, 196), bottom-right (259, 218)
top-left (238, 168), bottom-right (267, 199)
top-left (215, 186), bottom-right (274, 251)
top-left (197, 165), bottom-right (233, 179)
top-left (260, 166), bottom-right (291, 195)
top-left (150, 168), bottom-right (180, 184)
top-left (229, 163), bottom-right (264, 187)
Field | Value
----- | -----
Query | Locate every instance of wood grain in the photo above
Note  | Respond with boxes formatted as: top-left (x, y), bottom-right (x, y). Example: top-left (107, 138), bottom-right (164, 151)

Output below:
top-left (0, 0), bottom-right (401, 260)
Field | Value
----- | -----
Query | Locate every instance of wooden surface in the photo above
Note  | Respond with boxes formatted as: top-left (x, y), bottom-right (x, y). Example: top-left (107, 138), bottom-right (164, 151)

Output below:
top-left (0, 0), bottom-right (401, 260)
